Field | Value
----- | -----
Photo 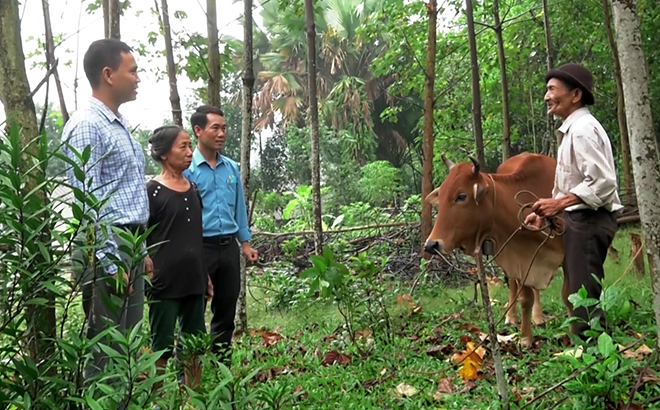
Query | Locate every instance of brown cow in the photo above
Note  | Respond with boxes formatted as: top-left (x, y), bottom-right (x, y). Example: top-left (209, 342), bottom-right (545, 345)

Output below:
top-left (424, 153), bottom-right (570, 347)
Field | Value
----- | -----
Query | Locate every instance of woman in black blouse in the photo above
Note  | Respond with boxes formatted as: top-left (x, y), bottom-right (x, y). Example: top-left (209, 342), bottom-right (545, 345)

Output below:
top-left (145, 125), bottom-right (212, 389)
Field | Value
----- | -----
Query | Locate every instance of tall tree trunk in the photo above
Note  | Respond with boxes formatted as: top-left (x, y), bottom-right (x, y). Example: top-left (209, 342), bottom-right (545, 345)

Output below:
top-left (610, 0), bottom-right (660, 349)
top-left (603, 0), bottom-right (633, 202)
top-left (107, 0), bottom-right (120, 39)
top-left (421, 0), bottom-right (437, 256)
top-left (103, 0), bottom-right (110, 38)
top-left (304, 0), bottom-right (323, 254)
top-left (156, 0), bottom-right (182, 126)
top-left (42, 0), bottom-right (69, 123)
top-left (0, 0), bottom-right (55, 394)
top-left (465, 0), bottom-right (485, 169)
top-left (542, 0), bottom-right (555, 155)
top-left (235, 0), bottom-right (255, 336)
top-left (494, 0), bottom-right (511, 161)
top-left (207, 0), bottom-right (221, 108)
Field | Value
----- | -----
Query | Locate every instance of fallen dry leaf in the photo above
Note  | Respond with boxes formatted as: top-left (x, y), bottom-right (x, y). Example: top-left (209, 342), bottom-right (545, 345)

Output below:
top-left (452, 342), bottom-right (487, 381)
top-left (394, 382), bottom-right (419, 398)
top-left (427, 344), bottom-right (455, 358)
top-left (396, 294), bottom-right (416, 309)
top-left (641, 369), bottom-right (660, 385)
top-left (553, 345), bottom-right (584, 359)
top-left (621, 344), bottom-right (654, 360)
top-left (355, 329), bottom-right (373, 339)
top-left (478, 332), bottom-right (518, 344)
top-left (458, 380), bottom-right (477, 393)
top-left (460, 334), bottom-right (473, 345)
top-left (322, 350), bottom-right (352, 366)
top-left (511, 387), bottom-right (523, 403)
top-left (260, 330), bottom-right (284, 347)
top-left (361, 379), bottom-right (380, 389)
top-left (437, 377), bottom-right (453, 393)
top-left (412, 306), bottom-right (423, 315)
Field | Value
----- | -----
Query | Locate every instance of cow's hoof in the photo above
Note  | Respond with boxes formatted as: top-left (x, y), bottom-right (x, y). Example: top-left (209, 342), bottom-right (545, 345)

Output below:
top-left (532, 315), bottom-right (547, 326)
top-left (520, 336), bottom-right (533, 349)
top-left (505, 316), bottom-right (519, 326)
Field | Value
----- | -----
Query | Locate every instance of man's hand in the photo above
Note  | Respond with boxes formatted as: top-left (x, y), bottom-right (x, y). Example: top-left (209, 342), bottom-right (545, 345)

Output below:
top-left (241, 242), bottom-right (259, 263)
top-left (145, 256), bottom-right (154, 281)
top-left (206, 276), bottom-right (214, 303)
top-left (524, 212), bottom-right (543, 229)
top-left (531, 198), bottom-right (564, 218)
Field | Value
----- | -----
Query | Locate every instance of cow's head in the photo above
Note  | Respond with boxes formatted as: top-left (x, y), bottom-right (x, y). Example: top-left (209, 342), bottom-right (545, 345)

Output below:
top-left (424, 154), bottom-right (493, 255)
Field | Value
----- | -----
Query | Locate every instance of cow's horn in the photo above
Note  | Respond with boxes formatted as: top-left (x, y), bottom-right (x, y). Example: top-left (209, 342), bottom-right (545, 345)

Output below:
top-left (441, 154), bottom-right (455, 170)
top-left (469, 155), bottom-right (480, 174)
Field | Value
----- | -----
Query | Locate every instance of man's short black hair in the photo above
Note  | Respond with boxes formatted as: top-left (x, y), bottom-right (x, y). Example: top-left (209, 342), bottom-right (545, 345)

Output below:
top-left (190, 105), bottom-right (225, 134)
top-left (83, 39), bottom-right (133, 89)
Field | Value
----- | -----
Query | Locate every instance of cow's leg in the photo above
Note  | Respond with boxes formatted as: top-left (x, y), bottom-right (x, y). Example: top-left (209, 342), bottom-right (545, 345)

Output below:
top-left (532, 288), bottom-right (546, 326)
top-left (520, 285), bottom-right (535, 348)
top-left (505, 279), bottom-right (520, 326)
top-left (561, 265), bottom-right (574, 317)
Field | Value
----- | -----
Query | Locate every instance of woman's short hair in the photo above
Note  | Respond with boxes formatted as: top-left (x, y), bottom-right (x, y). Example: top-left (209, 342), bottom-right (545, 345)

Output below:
top-left (149, 125), bottom-right (185, 163)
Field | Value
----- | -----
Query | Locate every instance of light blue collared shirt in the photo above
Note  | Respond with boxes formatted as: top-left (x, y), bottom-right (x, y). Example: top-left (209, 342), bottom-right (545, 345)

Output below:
top-left (183, 149), bottom-right (252, 242)
top-left (62, 97), bottom-right (150, 275)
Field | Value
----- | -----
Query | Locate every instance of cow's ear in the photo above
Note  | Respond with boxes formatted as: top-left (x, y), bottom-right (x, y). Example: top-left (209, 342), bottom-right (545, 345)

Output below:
top-left (426, 187), bottom-right (440, 205)
top-left (473, 183), bottom-right (487, 205)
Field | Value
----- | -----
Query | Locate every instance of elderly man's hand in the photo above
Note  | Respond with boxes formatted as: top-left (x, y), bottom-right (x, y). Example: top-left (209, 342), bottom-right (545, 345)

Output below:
top-left (531, 198), bottom-right (564, 218)
top-left (524, 212), bottom-right (543, 229)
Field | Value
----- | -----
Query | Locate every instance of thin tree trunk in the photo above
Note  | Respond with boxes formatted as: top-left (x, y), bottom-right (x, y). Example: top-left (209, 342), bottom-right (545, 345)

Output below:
top-left (156, 0), bottom-right (182, 126)
top-left (465, 0), bottom-right (485, 169)
top-left (494, 0), bottom-right (511, 161)
top-left (0, 0), bottom-right (55, 397)
top-left (304, 0), bottom-right (323, 254)
top-left (610, 0), bottom-right (660, 349)
top-left (207, 0), bottom-right (221, 108)
top-left (603, 0), bottom-right (633, 201)
top-left (530, 88), bottom-right (537, 153)
top-left (421, 0), bottom-right (437, 256)
top-left (103, 0), bottom-right (109, 38)
top-left (42, 0), bottom-right (69, 123)
top-left (235, 0), bottom-right (255, 335)
top-left (542, 0), bottom-right (555, 155)
top-left (108, 0), bottom-right (120, 39)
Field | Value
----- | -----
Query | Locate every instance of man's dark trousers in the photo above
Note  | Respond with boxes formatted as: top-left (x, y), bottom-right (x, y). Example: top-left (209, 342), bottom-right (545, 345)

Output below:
top-left (203, 235), bottom-right (240, 365)
top-left (562, 208), bottom-right (617, 338)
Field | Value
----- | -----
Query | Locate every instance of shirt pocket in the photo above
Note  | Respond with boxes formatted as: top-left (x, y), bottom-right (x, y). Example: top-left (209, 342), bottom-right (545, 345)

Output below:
top-left (226, 175), bottom-right (237, 206)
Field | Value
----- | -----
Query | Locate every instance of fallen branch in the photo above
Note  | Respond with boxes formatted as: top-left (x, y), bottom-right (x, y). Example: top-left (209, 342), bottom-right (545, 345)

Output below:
top-left (253, 222), bottom-right (417, 238)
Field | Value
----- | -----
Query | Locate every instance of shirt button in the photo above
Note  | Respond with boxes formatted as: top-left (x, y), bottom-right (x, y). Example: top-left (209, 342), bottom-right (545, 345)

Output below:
top-left (187, 218), bottom-right (191, 222)
top-left (186, 207), bottom-right (189, 211)
top-left (184, 198), bottom-right (188, 201)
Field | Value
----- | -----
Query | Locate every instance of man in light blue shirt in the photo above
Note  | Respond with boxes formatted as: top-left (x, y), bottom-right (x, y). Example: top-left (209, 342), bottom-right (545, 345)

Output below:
top-left (62, 38), bottom-right (149, 379)
top-left (184, 105), bottom-right (258, 364)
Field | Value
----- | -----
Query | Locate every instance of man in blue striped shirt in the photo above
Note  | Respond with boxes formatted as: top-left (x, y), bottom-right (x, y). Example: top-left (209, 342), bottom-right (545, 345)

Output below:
top-left (184, 105), bottom-right (258, 365)
top-left (62, 38), bottom-right (150, 378)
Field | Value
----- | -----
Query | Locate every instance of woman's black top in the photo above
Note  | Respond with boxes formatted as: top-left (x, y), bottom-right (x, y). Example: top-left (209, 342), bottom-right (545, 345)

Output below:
top-left (146, 179), bottom-right (206, 299)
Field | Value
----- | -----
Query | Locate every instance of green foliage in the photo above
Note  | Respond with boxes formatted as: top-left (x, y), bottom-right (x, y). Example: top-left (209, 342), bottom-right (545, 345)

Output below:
top-left (357, 161), bottom-right (403, 206)
top-left (545, 283), bottom-right (645, 409)
top-left (301, 248), bottom-right (394, 344)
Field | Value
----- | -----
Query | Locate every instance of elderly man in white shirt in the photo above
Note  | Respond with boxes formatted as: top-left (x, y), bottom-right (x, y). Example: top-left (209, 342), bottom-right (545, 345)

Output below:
top-left (525, 62), bottom-right (622, 341)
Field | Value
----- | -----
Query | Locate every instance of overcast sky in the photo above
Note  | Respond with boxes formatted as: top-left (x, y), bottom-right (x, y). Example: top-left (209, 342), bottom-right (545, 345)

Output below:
top-left (0, 0), bottom-right (262, 131)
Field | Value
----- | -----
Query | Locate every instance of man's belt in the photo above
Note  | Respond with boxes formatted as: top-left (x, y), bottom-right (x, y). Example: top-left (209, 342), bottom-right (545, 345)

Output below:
top-left (203, 234), bottom-right (236, 246)
top-left (116, 224), bottom-right (146, 235)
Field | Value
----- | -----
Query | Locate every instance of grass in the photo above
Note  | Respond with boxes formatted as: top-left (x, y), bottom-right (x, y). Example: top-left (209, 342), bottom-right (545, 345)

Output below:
top-left (219, 225), bottom-right (660, 409)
